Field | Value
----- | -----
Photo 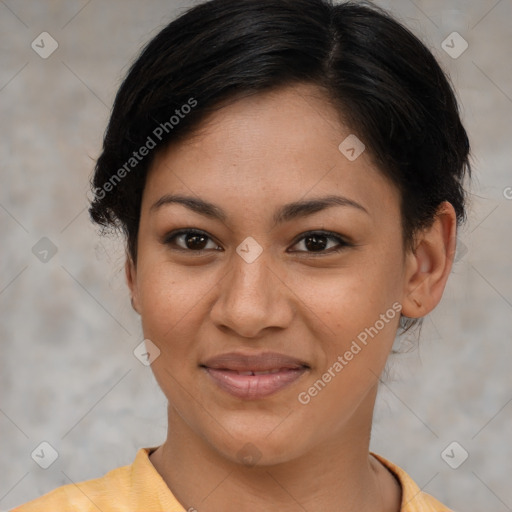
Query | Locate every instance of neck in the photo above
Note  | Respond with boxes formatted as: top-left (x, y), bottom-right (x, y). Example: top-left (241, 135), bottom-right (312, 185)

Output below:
top-left (150, 389), bottom-right (401, 512)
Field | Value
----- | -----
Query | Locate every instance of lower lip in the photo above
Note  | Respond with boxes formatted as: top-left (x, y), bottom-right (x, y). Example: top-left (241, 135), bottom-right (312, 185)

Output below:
top-left (203, 367), bottom-right (307, 400)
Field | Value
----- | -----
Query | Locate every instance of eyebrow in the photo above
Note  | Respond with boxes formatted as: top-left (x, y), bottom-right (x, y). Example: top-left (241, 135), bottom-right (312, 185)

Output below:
top-left (150, 193), bottom-right (369, 226)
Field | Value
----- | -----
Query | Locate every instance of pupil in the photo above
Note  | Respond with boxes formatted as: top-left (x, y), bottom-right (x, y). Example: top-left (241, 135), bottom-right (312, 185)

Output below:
top-left (186, 233), bottom-right (207, 250)
top-left (305, 235), bottom-right (327, 252)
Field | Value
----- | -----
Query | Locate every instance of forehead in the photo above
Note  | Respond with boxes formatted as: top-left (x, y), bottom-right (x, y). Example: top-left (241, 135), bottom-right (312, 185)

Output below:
top-left (155, 83), bottom-right (344, 167)
top-left (143, 83), bottom-right (400, 222)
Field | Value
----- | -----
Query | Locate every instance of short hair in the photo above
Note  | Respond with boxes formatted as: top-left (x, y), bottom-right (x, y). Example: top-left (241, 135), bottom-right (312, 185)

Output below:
top-left (89, 0), bottom-right (471, 280)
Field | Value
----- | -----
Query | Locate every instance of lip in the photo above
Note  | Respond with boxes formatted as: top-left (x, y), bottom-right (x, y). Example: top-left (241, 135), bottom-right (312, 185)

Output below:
top-left (200, 351), bottom-right (309, 400)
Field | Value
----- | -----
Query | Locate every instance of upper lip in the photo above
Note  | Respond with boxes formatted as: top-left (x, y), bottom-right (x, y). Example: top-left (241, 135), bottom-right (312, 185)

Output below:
top-left (201, 351), bottom-right (309, 372)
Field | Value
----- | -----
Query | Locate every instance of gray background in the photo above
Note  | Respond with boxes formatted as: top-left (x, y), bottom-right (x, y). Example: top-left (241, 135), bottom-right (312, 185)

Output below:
top-left (1, 0), bottom-right (511, 510)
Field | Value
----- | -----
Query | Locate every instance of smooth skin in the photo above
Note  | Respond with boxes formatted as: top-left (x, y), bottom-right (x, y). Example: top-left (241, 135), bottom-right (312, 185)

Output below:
top-left (126, 83), bottom-right (457, 512)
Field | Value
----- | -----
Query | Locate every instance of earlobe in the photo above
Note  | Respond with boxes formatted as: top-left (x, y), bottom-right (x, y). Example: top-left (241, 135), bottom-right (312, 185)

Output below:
top-left (125, 255), bottom-right (140, 314)
top-left (401, 202), bottom-right (457, 318)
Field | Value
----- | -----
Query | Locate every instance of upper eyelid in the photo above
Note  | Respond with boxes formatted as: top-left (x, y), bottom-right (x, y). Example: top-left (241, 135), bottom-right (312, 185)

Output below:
top-left (290, 230), bottom-right (350, 245)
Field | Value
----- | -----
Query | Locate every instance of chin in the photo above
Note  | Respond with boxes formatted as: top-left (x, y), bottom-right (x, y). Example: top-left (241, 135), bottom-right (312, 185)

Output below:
top-left (203, 417), bottom-right (313, 467)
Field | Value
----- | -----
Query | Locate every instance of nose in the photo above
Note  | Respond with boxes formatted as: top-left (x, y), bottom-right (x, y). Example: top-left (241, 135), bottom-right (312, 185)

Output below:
top-left (209, 246), bottom-right (294, 339)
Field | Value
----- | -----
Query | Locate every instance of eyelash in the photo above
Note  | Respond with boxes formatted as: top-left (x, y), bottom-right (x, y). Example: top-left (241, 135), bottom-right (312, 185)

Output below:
top-left (162, 229), bottom-right (352, 255)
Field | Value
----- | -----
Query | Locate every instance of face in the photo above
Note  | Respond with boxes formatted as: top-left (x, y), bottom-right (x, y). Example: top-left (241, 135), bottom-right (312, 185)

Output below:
top-left (127, 83), bottom-right (420, 465)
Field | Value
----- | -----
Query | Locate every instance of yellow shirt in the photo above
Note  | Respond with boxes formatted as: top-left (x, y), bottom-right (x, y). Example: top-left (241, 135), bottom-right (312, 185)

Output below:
top-left (11, 448), bottom-right (454, 511)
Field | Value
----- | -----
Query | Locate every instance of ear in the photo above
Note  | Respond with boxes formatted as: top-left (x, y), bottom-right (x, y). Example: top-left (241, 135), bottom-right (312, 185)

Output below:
top-left (401, 201), bottom-right (457, 318)
top-left (125, 253), bottom-right (141, 315)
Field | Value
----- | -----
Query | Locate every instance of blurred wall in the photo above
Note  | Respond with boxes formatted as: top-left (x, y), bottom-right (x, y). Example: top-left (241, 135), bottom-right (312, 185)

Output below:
top-left (1, 0), bottom-right (511, 510)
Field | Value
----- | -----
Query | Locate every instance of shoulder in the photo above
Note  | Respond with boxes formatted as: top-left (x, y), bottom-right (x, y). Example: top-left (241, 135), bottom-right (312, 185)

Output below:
top-left (371, 452), bottom-right (456, 512)
top-left (9, 447), bottom-right (179, 511)
top-left (10, 462), bottom-right (133, 511)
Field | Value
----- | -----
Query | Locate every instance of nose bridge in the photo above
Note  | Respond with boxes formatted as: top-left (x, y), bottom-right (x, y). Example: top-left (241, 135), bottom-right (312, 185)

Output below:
top-left (210, 241), bottom-right (291, 336)
top-left (228, 242), bottom-right (273, 305)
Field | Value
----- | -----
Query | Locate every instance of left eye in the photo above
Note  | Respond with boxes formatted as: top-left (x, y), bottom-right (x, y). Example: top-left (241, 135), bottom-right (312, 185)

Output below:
top-left (289, 231), bottom-right (350, 254)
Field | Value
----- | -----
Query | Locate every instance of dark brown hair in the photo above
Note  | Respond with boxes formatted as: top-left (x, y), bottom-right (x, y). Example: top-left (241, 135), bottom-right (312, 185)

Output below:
top-left (90, 0), bottom-right (471, 279)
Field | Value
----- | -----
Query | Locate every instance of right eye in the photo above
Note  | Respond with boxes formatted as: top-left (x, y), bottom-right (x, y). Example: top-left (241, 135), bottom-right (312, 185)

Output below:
top-left (163, 229), bottom-right (222, 252)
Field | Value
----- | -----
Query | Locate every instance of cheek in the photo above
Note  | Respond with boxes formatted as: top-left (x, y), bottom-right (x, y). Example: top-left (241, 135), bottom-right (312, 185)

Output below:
top-left (294, 257), bottom-right (402, 333)
top-left (135, 261), bottom-right (221, 385)
top-left (290, 253), bottom-right (403, 389)
top-left (136, 265), bottom-right (195, 382)
top-left (137, 262), bottom-right (206, 334)
top-left (294, 274), bottom-right (401, 431)
top-left (136, 265), bottom-right (201, 401)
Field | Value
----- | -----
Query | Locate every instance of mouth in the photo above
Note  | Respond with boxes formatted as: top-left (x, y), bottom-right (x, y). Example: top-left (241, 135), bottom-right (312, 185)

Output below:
top-left (200, 352), bottom-right (310, 400)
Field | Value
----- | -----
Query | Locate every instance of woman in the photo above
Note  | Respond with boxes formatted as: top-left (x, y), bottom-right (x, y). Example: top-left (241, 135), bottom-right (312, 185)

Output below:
top-left (13, 0), bottom-right (470, 510)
